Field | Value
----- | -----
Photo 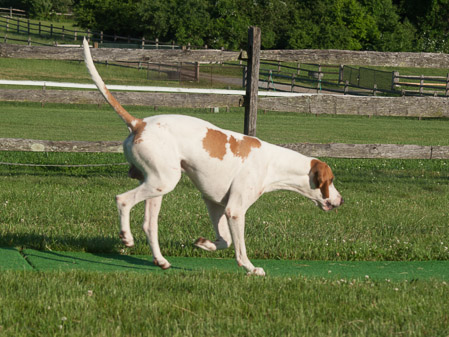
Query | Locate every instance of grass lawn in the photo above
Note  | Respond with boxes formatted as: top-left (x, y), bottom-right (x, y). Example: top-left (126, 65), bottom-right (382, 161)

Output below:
top-left (1, 102), bottom-right (449, 145)
top-left (1, 270), bottom-right (448, 337)
top-left (0, 56), bottom-right (243, 89)
top-left (1, 87), bottom-right (449, 336)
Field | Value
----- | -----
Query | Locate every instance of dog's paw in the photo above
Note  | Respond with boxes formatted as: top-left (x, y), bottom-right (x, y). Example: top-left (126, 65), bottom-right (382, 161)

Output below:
top-left (194, 237), bottom-right (216, 251)
top-left (247, 267), bottom-right (266, 276)
top-left (153, 258), bottom-right (171, 270)
top-left (119, 231), bottom-right (135, 247)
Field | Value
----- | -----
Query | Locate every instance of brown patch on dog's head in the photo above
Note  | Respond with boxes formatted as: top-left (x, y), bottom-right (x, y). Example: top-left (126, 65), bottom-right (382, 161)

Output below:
top-left (202, 128), bottom-right (228, 160)
top-left (310, 159), bottom-right (334, 199)
top-left (229, 135), bottom-right (261, 160)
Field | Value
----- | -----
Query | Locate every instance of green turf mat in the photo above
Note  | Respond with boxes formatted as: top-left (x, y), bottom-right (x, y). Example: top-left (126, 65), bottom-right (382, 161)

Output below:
top-left (21, 249), bottom-right (449, 280)
top-left (0, 247), bottom-right (33, 271)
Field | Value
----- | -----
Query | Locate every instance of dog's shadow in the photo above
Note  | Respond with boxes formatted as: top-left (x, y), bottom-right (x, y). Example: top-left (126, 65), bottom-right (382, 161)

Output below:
top-left (1, 232), bottom-right (189, 272)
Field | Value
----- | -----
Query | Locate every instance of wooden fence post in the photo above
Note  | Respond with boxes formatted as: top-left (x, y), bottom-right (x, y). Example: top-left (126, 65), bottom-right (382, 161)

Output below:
top-left (446, 73), bottom-right (449, 96)
top-left (242, 66), bottom-right (247, 88)
top-left (195, 62), bottom-right (200, 82)
top-left (338, 65), bottom-right (344, 84)
top-left (392, 71), bottom-right (399, 91)
top-left (420, 74), bottom-right (424, 96)
top-left (244, 26), bottom-right (261, 137)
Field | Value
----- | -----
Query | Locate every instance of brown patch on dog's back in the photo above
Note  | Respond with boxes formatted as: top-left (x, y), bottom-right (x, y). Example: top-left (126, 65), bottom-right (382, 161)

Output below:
top-left (310, 159), bottom-right (334, 199)
top-left (229, 135), bottom-right (261, 160)
top-left (202, 128), bottom-right (228, 160)
top-left (203, 128), bottom-right (261, 161)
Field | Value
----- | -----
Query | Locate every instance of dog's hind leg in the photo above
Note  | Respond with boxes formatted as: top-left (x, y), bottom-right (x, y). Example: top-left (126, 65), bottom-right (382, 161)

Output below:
top-left (116, 169), bottom-right (180, 252)
top-left (142, 196), bottom-right (171, 269)
top-left (194, 199), bottom-right (232, 251)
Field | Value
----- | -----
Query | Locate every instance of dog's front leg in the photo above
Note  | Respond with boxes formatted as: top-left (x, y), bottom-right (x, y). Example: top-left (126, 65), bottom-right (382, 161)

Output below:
top-left (142, 196), bottom-right (171, 269)
top-left (195, 199), bottom-right (232, 251)
top-left (225, 207), bottom-right (265, 276)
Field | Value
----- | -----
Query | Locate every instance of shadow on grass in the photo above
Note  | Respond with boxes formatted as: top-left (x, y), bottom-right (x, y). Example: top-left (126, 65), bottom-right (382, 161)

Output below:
top-left (0, 232), bottom-right (118, 252)
top-left (1, 232), bottom-right (191, 272)
top-left (27, 251), bottom-right (190, 272)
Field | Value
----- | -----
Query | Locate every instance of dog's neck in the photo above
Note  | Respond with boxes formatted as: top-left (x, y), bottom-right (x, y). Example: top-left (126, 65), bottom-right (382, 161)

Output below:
top-left (263, 144), bottom-right (313, 194)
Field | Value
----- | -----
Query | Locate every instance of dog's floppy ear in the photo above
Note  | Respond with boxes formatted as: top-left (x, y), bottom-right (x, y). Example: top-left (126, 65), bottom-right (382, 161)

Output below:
top-left (310, 159), bottom-right (333, 199)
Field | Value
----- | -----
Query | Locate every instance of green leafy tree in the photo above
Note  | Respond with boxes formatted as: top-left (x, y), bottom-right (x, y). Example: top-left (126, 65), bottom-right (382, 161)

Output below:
top-left (286, 0), bottom-right (376, 50)
top-left (75, 0), bottom-right (139, 36)
top-left (418, 0), bottom-right (449, 52)
top-left (23, 0), bottom-right (53, 18)
top-left (135, 0), bottom-right (175, 41)
top-left (169, 0), bottom-right (211, 47)
top-left (360, 0), bottom-right (416, 51)
top-left (208, 0), bottom-right (252, 49)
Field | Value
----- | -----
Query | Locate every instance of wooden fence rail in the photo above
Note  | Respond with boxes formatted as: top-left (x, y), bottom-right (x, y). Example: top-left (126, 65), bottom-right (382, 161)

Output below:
top-left (257, 62), bottom-right (449, 97)
top-left (1, 138), bottom-right (448, 159)
top-left (0, 16), bottom-right (177, 48)
top-left (0, 7), bottom-right (26, 18)
top-left (0, 43), bottom-right (238, 63)
top-left (1, 89), bottom-right (448, 118)
top-left (3, 43), bottom-right (449, 68)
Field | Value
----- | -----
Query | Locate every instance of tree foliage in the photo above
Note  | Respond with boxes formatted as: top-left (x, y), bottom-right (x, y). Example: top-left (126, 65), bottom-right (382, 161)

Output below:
top-left (12, 0), bottom-right (449, 52)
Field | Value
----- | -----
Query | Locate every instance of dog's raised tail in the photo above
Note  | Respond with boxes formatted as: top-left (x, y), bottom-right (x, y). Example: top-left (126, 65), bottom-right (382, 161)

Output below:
top-left (82, 38), bottom-right (143, 134)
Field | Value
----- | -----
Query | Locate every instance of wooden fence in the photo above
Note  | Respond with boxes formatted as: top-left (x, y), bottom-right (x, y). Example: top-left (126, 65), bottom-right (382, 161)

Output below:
top-left (3, 43), bottom-right (449, 67)
top-left (1, 137), bottom-right (448, 159)
top-left (1, 35), bottom-right (449, 159)
top-left (1, 89), bottom-right (448, 118)
top-left (257, 62), bottom-right (449, 97)
top-left (0, 7), bottom-right (26, 18)
top-left (0, 15), bottom-right (177, 49)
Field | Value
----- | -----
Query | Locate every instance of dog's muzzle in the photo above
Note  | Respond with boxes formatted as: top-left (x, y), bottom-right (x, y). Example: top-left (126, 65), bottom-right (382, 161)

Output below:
top-left (322, 197), bottom-right (344, 211)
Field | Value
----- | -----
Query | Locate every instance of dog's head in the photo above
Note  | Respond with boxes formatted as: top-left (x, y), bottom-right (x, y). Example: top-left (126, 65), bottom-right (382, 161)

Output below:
top-left (308, 159), bottom-right (344, 211)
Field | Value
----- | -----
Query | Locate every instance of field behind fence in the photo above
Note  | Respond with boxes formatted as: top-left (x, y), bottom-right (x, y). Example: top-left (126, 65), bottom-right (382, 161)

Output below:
top-left (0, 26), bottom-right (448, 160)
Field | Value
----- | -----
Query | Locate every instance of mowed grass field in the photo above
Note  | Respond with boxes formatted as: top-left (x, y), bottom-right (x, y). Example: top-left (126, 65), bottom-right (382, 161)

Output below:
top-left (1, 101), bottom-right (449, 336)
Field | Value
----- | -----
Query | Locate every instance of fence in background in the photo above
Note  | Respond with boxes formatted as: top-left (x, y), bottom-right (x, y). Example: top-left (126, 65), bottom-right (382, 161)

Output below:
top-left (3, 14), bottom-right (449, 97)
top-left (0, 15), bottom-right (177, 49)
top-left (0, 7), bottom-right (26, 18)
top-left (256, 62), bottom-right (449, 97)
top-left (1, 28), bottom-right (449, 159)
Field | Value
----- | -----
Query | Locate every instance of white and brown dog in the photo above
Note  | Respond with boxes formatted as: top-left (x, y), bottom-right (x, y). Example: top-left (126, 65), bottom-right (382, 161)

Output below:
top-left (83, 38), bottom-right (343, 276)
